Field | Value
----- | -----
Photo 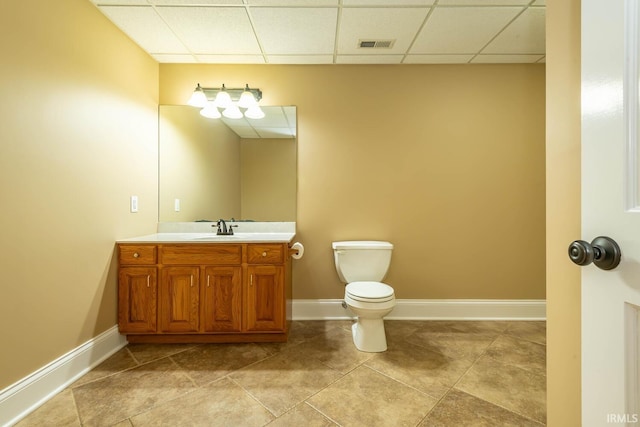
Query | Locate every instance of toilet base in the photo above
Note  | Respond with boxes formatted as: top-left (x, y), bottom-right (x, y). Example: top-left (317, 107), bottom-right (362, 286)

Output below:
top-left (351, 318), bottom-right (388, 352)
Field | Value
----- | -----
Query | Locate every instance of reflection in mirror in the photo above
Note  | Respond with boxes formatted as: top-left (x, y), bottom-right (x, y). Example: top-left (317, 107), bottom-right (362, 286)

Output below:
top-left (159, 105), bottom-right (297, 222)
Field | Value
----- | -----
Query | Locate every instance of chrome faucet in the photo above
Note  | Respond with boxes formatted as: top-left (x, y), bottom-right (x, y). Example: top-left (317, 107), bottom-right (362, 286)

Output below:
top-left (215, 219), bottom-right (237, 235)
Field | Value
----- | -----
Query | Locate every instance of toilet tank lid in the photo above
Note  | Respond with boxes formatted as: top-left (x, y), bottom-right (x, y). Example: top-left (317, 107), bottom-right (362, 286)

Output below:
top-left (332, 241), bottom-right (393, 250)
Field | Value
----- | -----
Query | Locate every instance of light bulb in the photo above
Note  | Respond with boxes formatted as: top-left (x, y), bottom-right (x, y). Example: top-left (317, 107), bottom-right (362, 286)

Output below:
top-left (214, 85), bottom-right (232, 108)
top-left (244, 105), bottom-right (265, 119)
top-left (238, 85), bottom-right (257, 108)
top-left (222, 104), bottom-right (243, 119)
top-left (187, 84), bottom-right (207, 108)
top-left (199, 103), bottom-right (221, 119)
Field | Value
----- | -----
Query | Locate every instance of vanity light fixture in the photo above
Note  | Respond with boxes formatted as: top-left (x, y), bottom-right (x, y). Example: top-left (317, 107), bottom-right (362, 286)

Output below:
top-left (187, 83), bottom-right (264, 120)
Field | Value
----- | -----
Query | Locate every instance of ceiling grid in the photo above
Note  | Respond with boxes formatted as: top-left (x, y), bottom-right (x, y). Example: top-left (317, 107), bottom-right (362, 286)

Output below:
top-left (91, 0), bottom-right (545, 64)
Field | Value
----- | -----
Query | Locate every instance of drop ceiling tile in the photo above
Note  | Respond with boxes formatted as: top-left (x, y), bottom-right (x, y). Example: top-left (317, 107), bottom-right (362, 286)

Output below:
top-left (249, 0), bottom-right (338, 5)
top-left (150, 0), bottom-right (242, 4)
top-left (337, 7), bottom-right (429, 55)
top-left (266, 55), bottom-right (334, 64)
top-left (410, 7), bottom-right (521, 54)
top-left (153, 53), bottom-right (198, 62)
top-left (156, 7), bottom-right (261, 54)
top-left (250, 8), bottom-right (338, 55)
top-left (256, 128), bottom-right (296, 138)
top-left (403, 54), bottom-right (472, 63)
top-left (252, 111), bottom-right (290, 127)
top-left (98, 6), bottom-right (189, 53)
top-left (343, 0), bottom-right (434, 5)
top-left (336, 55), bottom-right (403, 64)
top-left (438, 0), bottom-right (529, 5)
top-left (92, 0), bottom-right (148, 4)
top-left (282, 106), bottom-right (296, 127)
top-left (233, 127), bottom-right (261, 138)
top-left (472, 54), bottom-right (544, 63)
top-left (483, 7), bottom-right (545, 54)
top-left (222, 117), bottom-right (252, 127)
top-left (195, 54), bottom-right (266, 63)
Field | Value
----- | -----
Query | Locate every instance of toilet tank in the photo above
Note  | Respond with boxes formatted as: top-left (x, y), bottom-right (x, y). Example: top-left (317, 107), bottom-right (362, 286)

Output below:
top-left (332, 241), bottom-right (393, 283)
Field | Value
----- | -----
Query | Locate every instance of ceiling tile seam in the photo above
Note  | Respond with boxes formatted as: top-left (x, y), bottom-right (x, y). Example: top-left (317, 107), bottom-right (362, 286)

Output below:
top-left (242, 5), bottom-right (268, 64)
top-left (145, 4), bottom-right (199, 62)
top-left (468, 5), bottom-right (531, 63)
top-left (401, 0), bottom-right (437, 64)
top-left (333, 1), bottom-right (344, 64)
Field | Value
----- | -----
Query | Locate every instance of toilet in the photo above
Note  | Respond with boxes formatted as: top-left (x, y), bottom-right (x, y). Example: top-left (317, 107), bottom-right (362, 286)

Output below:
top-left (332, 241), bottom-right (396, 352)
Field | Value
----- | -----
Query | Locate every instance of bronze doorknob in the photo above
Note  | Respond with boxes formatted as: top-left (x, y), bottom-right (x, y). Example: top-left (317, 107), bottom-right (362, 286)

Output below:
top-left (568, 236), bottom-right (621, 270)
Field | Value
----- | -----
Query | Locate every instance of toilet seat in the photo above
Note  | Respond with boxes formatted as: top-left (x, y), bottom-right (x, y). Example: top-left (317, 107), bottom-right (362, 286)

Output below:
top-left (346, 281), bottom-right (395, 303)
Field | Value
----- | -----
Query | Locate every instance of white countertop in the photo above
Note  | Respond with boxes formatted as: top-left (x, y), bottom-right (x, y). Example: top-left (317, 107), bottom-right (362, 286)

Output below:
top-left (118, 222), bottom-right (296, 244)
top-left (117, 232), bottom-right (296, 244)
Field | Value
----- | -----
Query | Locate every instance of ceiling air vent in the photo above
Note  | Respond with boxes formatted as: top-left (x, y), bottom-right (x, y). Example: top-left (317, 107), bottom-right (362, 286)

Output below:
top-left (358, 39), bottom-right (395, 49)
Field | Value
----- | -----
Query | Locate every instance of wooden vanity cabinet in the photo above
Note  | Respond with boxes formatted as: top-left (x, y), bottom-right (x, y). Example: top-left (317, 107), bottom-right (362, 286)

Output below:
top-left (202, 265), bottom-right (242, 333)
top-left (159, 266), bottom-right (200, 333)
top-left (118, 246), bottom-right (158, 333)
top-left (246, 244), bottom-right (286, 332)
top-left (117, 242), bottom-right (291, 343)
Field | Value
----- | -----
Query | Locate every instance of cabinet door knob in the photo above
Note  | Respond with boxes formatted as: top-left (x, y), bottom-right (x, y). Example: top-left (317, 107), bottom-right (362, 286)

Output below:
top-left (133, 252), bottom-right (140, 258)
top-left (262, 252), bottom-right (267, 257)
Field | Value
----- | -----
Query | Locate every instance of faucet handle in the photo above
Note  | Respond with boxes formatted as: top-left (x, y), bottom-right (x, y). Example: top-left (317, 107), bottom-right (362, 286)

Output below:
top-left (229, 225), bottom-right (238, 235)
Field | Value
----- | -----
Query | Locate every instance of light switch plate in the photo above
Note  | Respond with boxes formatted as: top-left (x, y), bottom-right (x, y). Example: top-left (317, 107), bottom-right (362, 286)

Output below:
top-left (130, 196), bottom-right (138, 213)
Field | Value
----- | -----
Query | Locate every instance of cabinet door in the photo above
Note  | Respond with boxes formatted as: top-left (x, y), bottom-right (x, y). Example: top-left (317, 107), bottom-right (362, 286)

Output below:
top-left (202, 266), bottom-right (242, 332)
top-left (159, 266), bottom-right (200, 333)
top-left (246, 265), bottom-right (285, 332)
top-left (118, 267), bottom-right (157, 333)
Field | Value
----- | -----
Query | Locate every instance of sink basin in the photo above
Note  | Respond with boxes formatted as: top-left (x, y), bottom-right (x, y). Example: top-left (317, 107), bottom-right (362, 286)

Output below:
top-left (187, 232), bottom-right (294, 242)
top-left (190, 233), bottom-right (243, 240)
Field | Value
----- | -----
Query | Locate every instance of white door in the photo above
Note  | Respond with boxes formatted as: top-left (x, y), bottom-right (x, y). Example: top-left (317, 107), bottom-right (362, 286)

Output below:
top-left (581, 0), bottom-right (640, 425)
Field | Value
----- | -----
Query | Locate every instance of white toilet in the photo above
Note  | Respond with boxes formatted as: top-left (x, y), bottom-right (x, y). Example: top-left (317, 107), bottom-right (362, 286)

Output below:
top-left (332, 241), bottom-right (396, 352)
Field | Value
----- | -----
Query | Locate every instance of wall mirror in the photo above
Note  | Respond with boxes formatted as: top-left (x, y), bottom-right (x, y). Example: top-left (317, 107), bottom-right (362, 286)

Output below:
top-left (158, 105), bottom-right (297, 222)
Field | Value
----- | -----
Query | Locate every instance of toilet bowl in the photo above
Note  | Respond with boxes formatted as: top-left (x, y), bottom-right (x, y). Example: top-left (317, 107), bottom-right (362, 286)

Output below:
top-left (332, 241), bottom-right (396, 352)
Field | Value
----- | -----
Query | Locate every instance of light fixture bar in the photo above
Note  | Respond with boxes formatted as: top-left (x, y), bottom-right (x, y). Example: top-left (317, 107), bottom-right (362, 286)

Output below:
top-left (188, 83), bottom-right (264, 120)
top-left (200, 85), bottom-right (262, 103)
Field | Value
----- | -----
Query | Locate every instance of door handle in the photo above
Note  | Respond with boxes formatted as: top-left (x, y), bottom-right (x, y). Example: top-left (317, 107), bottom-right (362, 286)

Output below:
top-left (568, 236), bottom-right (621, 270)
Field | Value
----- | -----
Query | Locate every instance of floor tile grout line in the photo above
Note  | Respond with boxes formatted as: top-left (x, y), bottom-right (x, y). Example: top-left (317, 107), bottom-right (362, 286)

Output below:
top-left (67, 386), bottom-right (83, 426)
top-left (448, 331), bottom-right (547, 425)
top-left (303, 400), bottom-right (344, 426)
top-left (69, 349), bottom-right (188, 390)
top-left (360, 362), bottom-right (443, 402)
top-left (415, 387), bottom-right (457, 426)
top-left (225, 375), bottom-right (280, 420)
top-left (125, 345), bottom-right (141, 365)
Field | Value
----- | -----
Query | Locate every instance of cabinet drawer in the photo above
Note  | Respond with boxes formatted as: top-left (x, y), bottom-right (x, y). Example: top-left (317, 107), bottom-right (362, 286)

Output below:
top-left (247, 244), bottom-right (284, 264)
top-left (119, 245), bottom-right (157, 265)
top-left (160, 244), bottom-right (242, 265)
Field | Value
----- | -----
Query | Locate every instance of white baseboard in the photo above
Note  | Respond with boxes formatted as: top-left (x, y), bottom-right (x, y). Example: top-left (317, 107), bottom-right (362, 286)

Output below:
top-left (292, 299), bottom-right (546, 321)
top-left (0, 326), bottom-right (127, 427)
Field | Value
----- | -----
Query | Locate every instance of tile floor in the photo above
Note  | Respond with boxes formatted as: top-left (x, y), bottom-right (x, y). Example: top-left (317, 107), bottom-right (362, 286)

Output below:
top-left (17, 320), bottom-right (546, 426)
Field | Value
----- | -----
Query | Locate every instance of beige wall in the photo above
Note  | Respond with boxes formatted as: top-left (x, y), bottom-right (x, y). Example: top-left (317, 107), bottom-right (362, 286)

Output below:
top-left (241, 138), bottom-right (297, 221)
top-left (0, 0), bottom-right (549, 396)
top-left (546, 0), bottom-right (582, 425)
top-left (159, 106), bottom-right (241, 222)
top-left (160, 64), bottom-right (546, 300)
top-left (0, 0), bottom-right (158, 389)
